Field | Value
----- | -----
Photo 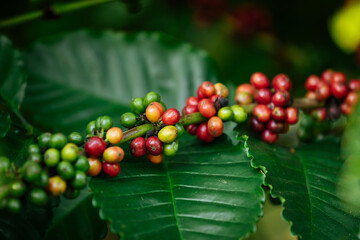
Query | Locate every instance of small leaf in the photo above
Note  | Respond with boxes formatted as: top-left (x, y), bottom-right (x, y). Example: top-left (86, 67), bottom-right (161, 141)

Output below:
top-left (0, 111), bottom-right (10, 138)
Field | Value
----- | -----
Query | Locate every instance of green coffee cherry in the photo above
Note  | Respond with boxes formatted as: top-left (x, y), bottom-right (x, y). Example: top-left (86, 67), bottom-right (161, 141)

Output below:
top-left (86, 121), bottom-right (96, 135)
top-left (71, 171), bottom-right (87, 189)
top-left (0, 157), bottom-right (10, 173)
top-left (35, 171), bottom-right (49, 188)
top-left (10, 181), bottom-right (26, 198)
top-left (38, 133), bottom-right (52, 148)
top-left (143, 92), bottom-right (161, 107)
top-left (26, 144), bottom-right (40, 157)
top-left (27, 153), bottom-right (42, 163)
top-left (75, 156), bottom-right (90, 172)
top-left (231, 105), bottom-right (248, 123)
top-left (61, 143), bottom-right (78, 162)
top-left (217, 107), bottom-right (234, 121)
top-left (63, 188), bottom-right (80, 199)
top-left (68, 132), bottom-right (84, 146)
top-left (7, 198), bottom-right (21, 213)
top-left (300, 115), bottom-right (315, 130)
top-left (131, 97), bottom-right (146, 114)
top-left (297, 127), bottom-right (314, 142)
top-left (49, 133), bottom-right (67, 149)
top-left (29, 188), bottom-right (48, 206)
top-left (163, 140), bottom-right (179, 157)
top-left (23, 161), bottom-right (41, 183)
top-left (44, 148), bottom-right (60, 167)
top-left (120, 112), bottom-right (137, 128)
top-left (174, 123), bottom-right (184, 139)
top-left (57, 161), bottom-right (75, 180)
top-left (95, 116), bottom-right (113, 131)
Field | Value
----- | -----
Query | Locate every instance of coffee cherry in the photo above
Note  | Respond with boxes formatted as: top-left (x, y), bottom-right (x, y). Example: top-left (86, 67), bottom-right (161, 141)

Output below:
top-left (106, 127), bottom-right (123, 144)
top-left (49, 133), bottom-right (67, 149)
top-left (198, 99), bottom-right (216, 118)
top-left (214, 83), bottom-right (229, 97)
top-left (29, 188), bottom-right (48, 206)
top-left (131, 97), bottom-right (146, 114)
top-left (186, 96), bottom-right (199, 106)
top-left (315, 81), bottom-right (331, 101)
top-left (61, 143), bottom-right (79, 162)
top-left (68, 132), bottom-right (84, 146)
top-left (250, 72), bottom-right (269, 89)
top-left (330, 72), bottom-right (347, 85)
top-left (10, 181), bottom-right (26, 197)
top-left (146, 136), bottom-right (163, 155)
top-left (71, 171), bottom-right (87, 188)
top-left (27, 153), bottom-right (42, 163)
top-left (235, 92), bottom-right (253, 105)
top-left (340, 103), bottom-right (354, 115)
top-left (305, 75), bottom-right (321, 91)
top-left (38, 133), bottom-right (52, 148)
top-left (255, 88), bottom-right (272, 104)
top-left (84, 136), bottom-right (106, 158)
top-left (163, 140), bottom-right (179, 157)
top-left (27, 144), bottom-right (41, 157)
top-left (285, 107), bottom-right (298, 124)
top-left (197, 88), bottom-right (206, 100)
top-left (272, 74), bottom-right (292, 91)
top-left (196, 123), bottom-right (214, 143)
top-left (262, 129), bottom-right (278, 144)
top-left (146, 102), bottom-right (164, 123)
top-left (210, 94), bottom-right (222, 103)
top-left (63, 188), bottom-right (80, 199)
top-left (321, 69), bottom-right (334, 84)
top-left (182, 105), bottom-right (198, 115)
top-left (349, 79), bottom-right (360, 92)
top-left (253, 104), bottom-right (271, 123)
top-left (312, 108), bottom-right (327, 122)
top-left (143, 91), bottom-right (161, 107)
top-left (162, 108), bottom-right (180, 125)
top-left (217, 107), bottom-right (234, 121)
top-left (331, 82), bottom-right (348, 99)
top-left (158, 126), bottom-right (178, 143)
top-left (231, 105), bottom-right (248, 123)
top-left (87, 158), bottom-right (102, 177)
top-left (44, 148), bottom-right (60, 167)
top-left (186, 124), bottom-right (198, 135)
top-left (130, 137), bottom-right (146, 157)
top-left (267, 120), bottom-right (285, 133)
top-left (236, 83), bottom-right (255, 95)
top-left (0, 157), bottom-right (10, 173)
top-left (7, 198), bottom-right (21, 213)
top-left (207, 116), bottom-right (223, 137)
top-left (345, 91), bottom-right (358, 106)
top-left (174, 123), bottom-right (185, 139)
top-left (102, 162), bottom-right (120, 177)
top-left (86, 121), bottom-right (96, 135)
top-left (147, 153), bottom-right (163, 164)
top-left (74, 155), bottom-right (90, 172)
top-left (120, 112), bottom-right (137, 128)
top-left (199, 81), bottom-right (215, 97)
top-left (103, 146), bottom-right (124, 163)
top-left (272, 90), bottom-right (290, 107)
top-left (34, 171), bottom-right (49, 188)
top-left (305, 91), bottom-right (317, 99)
top-left (57, 161), bottom-right (75, 180)
top-left (48, 176), bottom-right (66, 196)
top-left (96, 116), bottom-right (113, 131)
top-left (271, 107), bottom-right (286, 122)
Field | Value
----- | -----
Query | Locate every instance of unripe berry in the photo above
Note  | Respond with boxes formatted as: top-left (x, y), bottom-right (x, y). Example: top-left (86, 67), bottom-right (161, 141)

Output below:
top-left (235, 92), bottom-right (253, 105)
top-left (305, 91), bottom-right (317, 99)
top-left (305, 75), bottom-right (320, 91)
top-left (252, 104), bottom-right (271, 123)
top-left (106, 127), bottom-right (123, 145)
top-left (87, 157), bottom-right (102, 177)
top-left (255, 88), bottom-right (272, 104)
top-left (312, 108), bottom-right (327, 122)
top-left (285, 107), bottom-right (298, 124)
top-left (147, 153), bottom-right (163, 164)
top-left (262, 129), bottom-right (278, 144)
top-left (250, 72), bottom-right (269, 89)
top-left (158, 126), bottom-right (178, 143)
top-left (214, 83), bottom-right (229, 97)
top-left (236, 83), bottom-right (255, 95)
top-left (272, 74), bottom-right (292, 91)
top-left (146, 102), bottom-right (164, 123)
top-left (103, 146), bottom-right (124, 163)
top-left (48, 176), bottom-right (66, 196)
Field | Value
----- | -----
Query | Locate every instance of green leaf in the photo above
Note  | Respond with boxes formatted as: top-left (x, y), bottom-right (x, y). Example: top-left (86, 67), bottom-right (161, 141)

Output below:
top-left (235, 127), bottom-right (360, 240)
top-left (90, 135), bottom-right (264, 239)
top-left (23, 30), bottom-right (215, 133)
top-left (0, 111), bottom-right (10, 138)
top-left (44, 191), bottom-right (107, 240)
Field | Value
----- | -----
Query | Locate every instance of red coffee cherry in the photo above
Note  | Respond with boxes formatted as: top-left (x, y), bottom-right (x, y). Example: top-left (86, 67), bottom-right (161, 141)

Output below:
top-left (85, 136), bottom-right (106, 158)
top-left (272, 90), bottom-right (290, 107)
top-left (267, 120), bottom-right (285, 133)
top-left (250, 117), bottom-right (266, 132)
top-left (272, 74), bottom-right (292, 91)
top-left (196, 123), bottom-right (214, 143)
top-left (182, 105), bottom-right (198, 115)
top-left (87, 157), bottom-right (102, 177)
top-left (186, 124), bottom-right (198, 135)
top-left (255, 88), bottom-right (272, 104)
top-left (348, 79), bottom-right (360, 92)
top-left (305, 75), bottom-right (321, 91)
top-left (262, 129), bottom-right (278, 144)
top-left (186, 96), bottom-right (199, 106)
top-left (271, 107), bottom-right (286, 122)
top-left (285, 107), bottom-right (298, 124)
top-left (235, 92), bottom-right (253, 105)
top-left (146, 136), bottom-right (163, 155)
top-left (236, 83), bottom-right (256, 95)
top-left (312, 108), bottom-right (327, 122)
top-left (102, 162), bottom-right (120, 177)
top-left (250, 72), bottom-right (269, 89)
top-left (345, 91), bottom-right (358, 106)
top-left (331, 82), bottom-right (348, 99)
top-left (214, 83), bottom-right (229, 98)
top-left (130, 137), bottom-right (147, 158)
top-left (321, 69), bottom-right (334, 84)
top-left (197, 88), bottom-right (206, 100)
top-left (315, 81), bottom-right (331, 101)
top-left (252, 104), bottom-right (271, 123)
top-left (340, 103), bottom-right (354, 115)
top-left (207, 116), bottom-right (224, 137)
top-left (210, 94), bottom-right (222, 103)
top-left (162, 108), bottom-right (180, 125)
top-left (198, 99), bottom-right (216, 118)
top-left (330, 72), bottom-right (347, 85)
top-left (199, 81), bottom-right (215, 98)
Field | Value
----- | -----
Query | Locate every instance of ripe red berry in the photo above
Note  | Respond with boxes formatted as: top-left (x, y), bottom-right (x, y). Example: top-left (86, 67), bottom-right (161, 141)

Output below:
top-left (199, 81), bottom-right (215, 98)
top-left (214, 83), bottom-right (229, 98)
top-left (272, 74), bottom-right (292, 91)
top-left (162, 108), bottom-right (180, 125)
top-left (272, 90), bottom-right (290, 107)
top-left (196, 123), bottom-right (214, 143)
top-left (252, 104), bottom-right (271, 123)
top-left (197, 88), bottom-right (206, 100)
top-left (345, 91), bottom-right (358, 106)
top-left (207, 116), bottom-right (223, 137)
top-left (312, 108), bottom-right (327, 122)
top-left (146, 136), bottom-right (163, 155)
top-left (330, 72), bottom-right (347, 85)
top-left (84, 136), bottom-right (106, 158)
top-left (331, 82), bottom-right (348, 99)
top-left (250, 117), bottom-right (266, 132)
top-left (255, 88), bottom-right (272, 104)
top-left (235, 92), bottom-right (253, 105)
top-left (285, 107), bottom-right (298, 124)
top-left (210, 94), bottom-right (222, 103)
top-left (305, 91), bottom-right (317, 99)
top-left (305, 75), bottom-right (321, 91)
top-left (315, 81), bottom-right (331, 101)
top-left (182, 105), bottom-right (198, 115)
top-left (236, 83), bottom-right (255, 95)
top-left (102, 162), bottom-right (120, 177)
top-left (186, 96), bottom-right (199, 106)
top-left (340, 103), bottom-right (354, 115)
top-left (130, 137), bottom-right (146, 158)
top-left (348, 79), bottom-right (360, 92)
top-left (267, 120), bottom-right (284, 133)
top-left (250, 72), bottom-right (269, 89)
top-left (262, 129), bottom-right (278, 144)
top-left (271, 107), bottom-right (286, 122)
top-left (321, 69), bottom-right (334, 84)
top-left (198, 99), bottom-right (216, 118)
top-left (186, 124), bottom-right (198, 135)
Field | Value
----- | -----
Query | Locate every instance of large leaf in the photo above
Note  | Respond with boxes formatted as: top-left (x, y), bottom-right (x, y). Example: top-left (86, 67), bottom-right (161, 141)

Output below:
top-left (0, 110), bottom-right (10, 138)
top-left (235, 127), bottom-right (360, 240)
top-left (90, 135), bottom-right (264, 239)
top-left (23, 30), bottom-right (214, 133)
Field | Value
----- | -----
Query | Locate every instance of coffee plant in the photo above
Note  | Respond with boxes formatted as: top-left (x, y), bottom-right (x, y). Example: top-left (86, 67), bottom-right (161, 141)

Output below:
top-left (0, 1), bottom-right (360, 240)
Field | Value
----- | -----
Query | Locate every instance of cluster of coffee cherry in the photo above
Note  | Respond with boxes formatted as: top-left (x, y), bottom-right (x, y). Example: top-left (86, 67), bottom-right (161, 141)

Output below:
top-left (183, 81), bottom-right (248, 142)
top-left (236, 73), bottom-right (298, 143)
